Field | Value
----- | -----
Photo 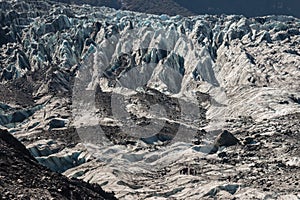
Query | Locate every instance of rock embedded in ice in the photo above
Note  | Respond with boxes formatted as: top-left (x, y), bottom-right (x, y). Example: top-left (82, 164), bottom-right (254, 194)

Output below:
top-left (48, 118), bottom-right (68, 129)
top-left (214, 130), bottom-right (240, 147)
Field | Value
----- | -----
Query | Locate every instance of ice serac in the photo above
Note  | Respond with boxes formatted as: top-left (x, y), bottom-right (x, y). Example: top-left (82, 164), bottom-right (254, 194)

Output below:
top-left (0, 0), bottom-right (300, 199)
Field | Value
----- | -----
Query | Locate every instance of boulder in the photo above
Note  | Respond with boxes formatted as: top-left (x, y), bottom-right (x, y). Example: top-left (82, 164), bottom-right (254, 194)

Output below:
top-left (11, 111), bottom-right (29, 123)
top-left (214, 130), bottom-right (240, 148)
top-left (0, 115), bottom-right (10, 126)
top-left (49, 118), bottom-right (67, 129)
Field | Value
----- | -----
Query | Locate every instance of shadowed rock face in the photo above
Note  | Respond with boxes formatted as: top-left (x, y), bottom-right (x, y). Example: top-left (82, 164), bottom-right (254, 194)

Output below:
top-left (50, 0), bottom-right (300, 18)
top-left (51, 0), bottom-right (193, 16)
top-left (52, 0), bottom-right (121, 9)
top-left (214, 130), bottom-right (240, 148)
top-left (0, 129), bottom-right (117, 200)
top-left (174, 0), bottom-right (300, 18)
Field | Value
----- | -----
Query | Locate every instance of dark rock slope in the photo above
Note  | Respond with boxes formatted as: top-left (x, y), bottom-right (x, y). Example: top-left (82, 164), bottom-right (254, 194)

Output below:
top-left (0, 129), bottom-right (116, 200)
top-left (50, 0), bottom-right (300, 18)
top-left (51, 0), bottom-right (193, 16)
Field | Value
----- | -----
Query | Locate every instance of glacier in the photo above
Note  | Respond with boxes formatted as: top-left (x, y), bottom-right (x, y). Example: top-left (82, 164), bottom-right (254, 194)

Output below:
top-left (0, 0), bottom-right (300, 199)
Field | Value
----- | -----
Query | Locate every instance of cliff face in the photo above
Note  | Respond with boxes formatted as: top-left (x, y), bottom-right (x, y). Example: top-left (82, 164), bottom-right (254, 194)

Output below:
top-left (49, 0), bottom-right (300, 18)
top-left (174, 0), bottom-right (300, 18)
top-left (0, 0), bottom-right (299, 199)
